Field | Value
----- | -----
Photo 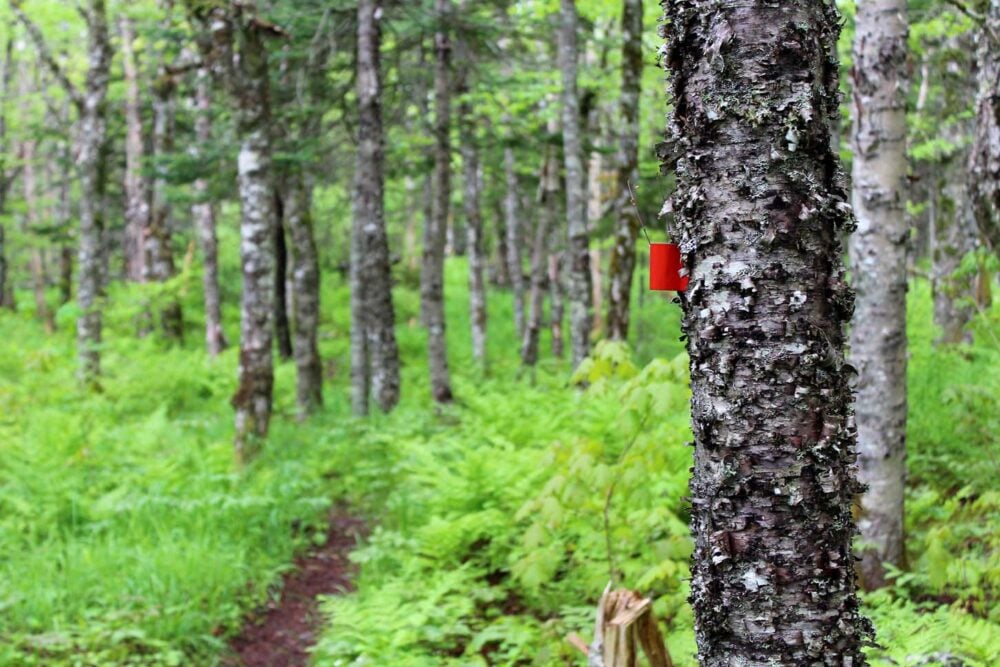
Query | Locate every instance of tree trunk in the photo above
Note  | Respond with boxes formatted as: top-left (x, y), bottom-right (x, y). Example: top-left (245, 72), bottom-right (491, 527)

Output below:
top-left (492, 195), bottom-right (511, 288)
top-left (969, 0), bottom-right (1000, 253)
top-left (20, 132), bottom-right (55, 333)
top-left (421, 0), bottom-right (454, 403)
top-left (0, 227), bottom-right (7, 309)
top-left (558, 0), bottom-right (592, 368)
top-left (273, 198), bottom-right (293, 361)
top-left (148, 67), bottom-right (183, 340)
top-left (76, 1), bottom-right (112, 387)
top-left (0, 30), bottom-right (11, 309)
top-left (120, 15), bottom-right (149, 282)
top-left (191, 68), bottom-right (227, 357)
top-left (458, 82), bottom-right (487, 365)
top-left (352, 0), bottom-right (402, 415)
top-left (549, 249), bottom-right (564, 359)
top-left (193, 4), bottom-right (278, 459)
top-left (504, 145), bottom-right (527, 339)
top-left (849, 0), bottom-right (909, 590)
top-left (284, 169), bottom-right (324, 415)
top-left (607, 0), bottom-right (642, 341)
top-left (521, 148), bottom-right (559, 367)
top-left (662, 1), bottom-right (871, 663)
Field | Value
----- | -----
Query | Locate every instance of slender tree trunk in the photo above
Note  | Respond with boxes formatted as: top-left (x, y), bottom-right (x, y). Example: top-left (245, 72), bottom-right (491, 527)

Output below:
top-left (0, 30), bottom-right (11, 309)
top-left (148, 69), bottom-right (182, 340)
top-left (492, 195), bottom-right (510, 288)
top-left (120, 15), bottom-right (149, 282)
top-left (284, 169), bottom-right (324, 415)
top-left (969, 1), bottom-right (1000, 254)
top-left (459, 87), bottom-right (487, 365)
top-left (192, 68), bottom-right (227, 357)
top-left (352, 0), bottom-right (401, 415)
top-left (421, 0), bottom-right (454, 403)
top-left (504, 146), bottom-right (527, 339)
top-left (558, 0), bottom-right (592, 368)
top-left (20, 133), bottom-right (55, 333)
top-left (662, 1), bottom-right (871, 663)
top-left (549, 249), bottom-right (564, 359)
top-left (521, 149), bottom-right (559, 366)
top-left (607, 0), bottom-right (642, 341)
top-left (849, 0), bottom-right (909, 590)
top-left (76, 1), bottom-right (112, 387)
top-left (273, 197), bottom-right (293, 361)
top-left (0, 227), bottom-right (7, 309)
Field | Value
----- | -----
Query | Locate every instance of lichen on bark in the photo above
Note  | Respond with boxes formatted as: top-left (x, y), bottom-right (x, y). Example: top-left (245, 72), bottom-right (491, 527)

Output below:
top-left (660, 1), bottom-right (872, 663)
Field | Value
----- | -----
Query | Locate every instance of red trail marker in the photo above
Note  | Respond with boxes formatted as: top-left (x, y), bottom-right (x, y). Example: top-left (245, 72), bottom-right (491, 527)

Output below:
top-left (649, 243), bottom-right (688, 292)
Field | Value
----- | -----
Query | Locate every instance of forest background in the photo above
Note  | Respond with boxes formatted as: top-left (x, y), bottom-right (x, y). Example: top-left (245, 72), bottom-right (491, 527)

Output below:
top-left (0, 0), bottom-right (997, 665)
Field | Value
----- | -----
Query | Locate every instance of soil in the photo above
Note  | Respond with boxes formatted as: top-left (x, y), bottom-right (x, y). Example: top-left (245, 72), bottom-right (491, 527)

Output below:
top-left (226, 511), bottom-right (364, 667)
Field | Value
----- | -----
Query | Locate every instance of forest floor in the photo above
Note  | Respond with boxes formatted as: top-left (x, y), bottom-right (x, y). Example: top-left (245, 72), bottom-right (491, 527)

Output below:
top-left (0, 259), bottom-right (997, 666)
top-left (227, 511), bottom-right (363, 667)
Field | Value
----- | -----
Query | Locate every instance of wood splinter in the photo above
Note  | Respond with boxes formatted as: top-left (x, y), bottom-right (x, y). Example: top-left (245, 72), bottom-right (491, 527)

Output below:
top-left (566, 586), bottom-right (674, 667)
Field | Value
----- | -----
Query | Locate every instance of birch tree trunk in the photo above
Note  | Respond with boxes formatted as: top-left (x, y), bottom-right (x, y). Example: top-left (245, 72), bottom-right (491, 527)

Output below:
top-left (607, 0), bottom-right (642, 341)
top-left (849, 0), bottom-right (909, 590)
top-left (458, 78), bottom-right (487, 365)
top-left (352, 0), bottom-right (402, 415)
top-left (549, 248), bottom-right (565, 359)
top-left (191, 67), bottom-right (228, 357)
top-left (421, 0), bottom-right (454, 403)
top-left (504, 145), bottom-right (527, 339)
top-left (558, 0), bottom-right (592, 368)
top-left (969, 0), bottom-right (1000, 253)
top-left (120, 15), bottom-right (149, 282)
top-left (662, 1), bottom-right (871, 662)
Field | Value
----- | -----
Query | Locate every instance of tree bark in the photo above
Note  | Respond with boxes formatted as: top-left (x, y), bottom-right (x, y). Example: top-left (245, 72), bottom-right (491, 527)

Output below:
top-left (504, 145), bottom-right (527, 339)
top-left (191, 4), bottom-right (279, 459)
top-left (120, 15), bottom-right (149, 282)
top-left (352, 0), bottom-right (402, 415)
top-left (549, 248), bottom-right (565, 359)
top-left (969, 0), bottom-right (1000, 253)
top-left (458, 69), bottom-right (487, 365)
top-left (148, 64), bottom-right (183, 340)
top-left (849, 0), bottom-right (909, 590)
top-left (607, 0), bottom-right (642, 341)
top-left (0, 27), bottom-right (12, 308)
top-left (273, 198), bottom-right (293, 361)
top-left (521, 146), bottom-right (559, 367)
top-left (191, 67), bottom-right (228, 357)
top-left (558, 0), bottom-right (592, 368)
top-left (421, 0), bottom-right (454, 403)
top-left (662, 1), bottom-right (871, 663)
top-left (492, 195), bottom-right (511, 288)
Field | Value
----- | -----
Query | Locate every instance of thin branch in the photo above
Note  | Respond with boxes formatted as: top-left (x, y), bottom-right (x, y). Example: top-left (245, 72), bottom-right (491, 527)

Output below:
top-left (9, 3), bottom-right (84, 110)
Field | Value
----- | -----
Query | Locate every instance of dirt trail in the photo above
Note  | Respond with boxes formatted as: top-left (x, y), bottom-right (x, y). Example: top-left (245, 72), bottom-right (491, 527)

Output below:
top-left (227, 512), bottom-right (364, 667)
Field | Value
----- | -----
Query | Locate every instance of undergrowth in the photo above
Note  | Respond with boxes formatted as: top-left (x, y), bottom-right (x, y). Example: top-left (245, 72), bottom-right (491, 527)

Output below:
top-left (0, 251), bottom-right (996, 665)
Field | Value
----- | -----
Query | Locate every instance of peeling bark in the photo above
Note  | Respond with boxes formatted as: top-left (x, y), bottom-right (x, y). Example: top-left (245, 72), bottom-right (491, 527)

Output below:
top-left (421, 0), bottom-right (454, 403)
top-left (607, 0), bottom-right (642, 341)
top-left (849, 0), bottom-right (909, 590)
top-left (352, 0), bottom-right (401, 415)
top-left (558, 0), bottom-right (592, 368)
top-left (662, 1), bottom-right (871, 663)
top-left (191, 67), bottom-right (228, 357)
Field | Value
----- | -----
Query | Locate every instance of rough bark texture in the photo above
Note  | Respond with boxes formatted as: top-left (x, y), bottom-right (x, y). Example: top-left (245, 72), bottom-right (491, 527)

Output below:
top-left (458, 81), bottom-right (488, 365)
top-left (191, 68), bottom-right (228, 357)
top-left (120, 15), bottom-right (150, 282)
top-left (558, 0), bottom-right (592, 368)
top-left (661, 1), bottom-right (871, 663)
top-left (352, 0), bottom-right (401, 415)
top-left (969, 1), bottom-right (1000, 252)
top-left (607, 0), bottom-right (643, 341)
top-left (421, 0), bottom-right (454, 403)
top-left (148, 63), bottom-right (183, 340)
top-left (849, 0), bottom-right (909, 590)
top-left (192, 4), bottom-right (278, 459)
top-left (504, 145), bottom-right (527, 339)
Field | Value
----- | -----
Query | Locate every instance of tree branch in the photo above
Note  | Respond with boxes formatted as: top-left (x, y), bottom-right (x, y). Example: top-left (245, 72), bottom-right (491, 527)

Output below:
top-left (9, 2), bottom-right (84, 110)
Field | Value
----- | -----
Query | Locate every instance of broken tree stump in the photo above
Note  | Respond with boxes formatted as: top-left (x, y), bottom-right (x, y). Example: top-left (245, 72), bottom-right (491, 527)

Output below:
top-left (566, 586), bottom-right (674, 667)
